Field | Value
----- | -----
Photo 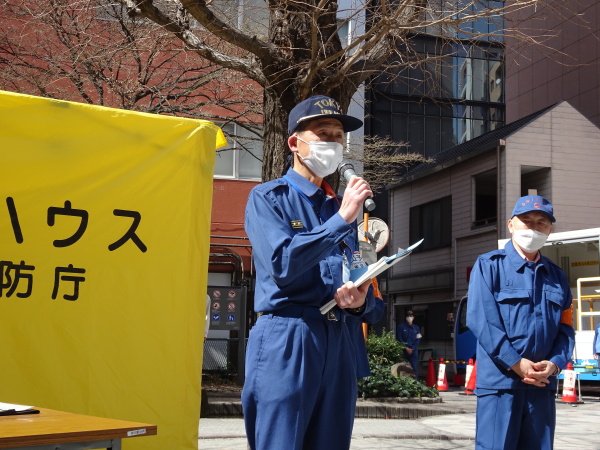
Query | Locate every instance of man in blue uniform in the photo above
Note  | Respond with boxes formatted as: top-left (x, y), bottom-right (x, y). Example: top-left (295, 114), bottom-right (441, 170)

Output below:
top-left (467, 195), bottom-right (575, 450)
top-left (242, 95), bottom-right (384, 450)
top-left (396, 310), bottom-right (421, 378)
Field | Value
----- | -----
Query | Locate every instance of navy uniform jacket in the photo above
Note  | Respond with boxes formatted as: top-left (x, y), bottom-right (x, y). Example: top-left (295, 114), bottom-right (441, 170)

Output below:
top-left (396, 322), bottom-right (421, 351)
top-left (467, 240), bottom-right (575, 391)
top-left (245, 167), bottom-right (381, 318)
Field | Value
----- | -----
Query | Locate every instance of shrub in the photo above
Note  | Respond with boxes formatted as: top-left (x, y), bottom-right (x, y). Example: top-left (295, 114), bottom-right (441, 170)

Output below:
top-left (357, 330), bottom-right (438, 399)
top-left (364, 330), bottom-right (405, 366)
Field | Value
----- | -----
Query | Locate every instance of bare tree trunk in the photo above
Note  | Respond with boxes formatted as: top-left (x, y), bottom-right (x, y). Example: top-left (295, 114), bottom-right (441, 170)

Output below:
top-left (261, 88), bottom-right (290, 181)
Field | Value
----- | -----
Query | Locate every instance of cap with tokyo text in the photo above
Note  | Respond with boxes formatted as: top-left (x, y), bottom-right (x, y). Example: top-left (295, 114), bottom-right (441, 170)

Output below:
top-left (288, 95), bottom-right (363, 136)
top-left (511, 195), bottom-right (556, 223)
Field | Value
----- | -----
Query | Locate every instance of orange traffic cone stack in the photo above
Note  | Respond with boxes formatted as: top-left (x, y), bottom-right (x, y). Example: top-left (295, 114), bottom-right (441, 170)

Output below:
top-left (436, 358), bottom-right (449, 391)
top-left (463, 360), bottom-right (477, 395)
top-left (560, 362), bottom-right (582, 404)
top-left (426, 357), bottom-right (436, 387)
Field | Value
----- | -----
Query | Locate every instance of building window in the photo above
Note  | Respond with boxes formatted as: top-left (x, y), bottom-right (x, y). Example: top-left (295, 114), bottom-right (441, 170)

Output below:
top-left (369, 29), bottom-right (505, 157)
top-left (212, 0), bottom-right (269, 37)
top-left (520, 167), bottom-right (551, 198)
top-left (422, 0), bottom-right (505, 43)
top-left (409, 196), bottom-right (452, 251)
top-left (214, 123), bottom-right (263, 180)
top-left (473, 169), bottom-right (497, 228)
top-left (371, 37), bottom-right (505, 157)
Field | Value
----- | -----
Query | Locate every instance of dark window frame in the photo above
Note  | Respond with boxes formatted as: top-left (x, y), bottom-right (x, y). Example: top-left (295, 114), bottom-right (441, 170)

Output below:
top-left (409, 196), bottom-right (452, 252)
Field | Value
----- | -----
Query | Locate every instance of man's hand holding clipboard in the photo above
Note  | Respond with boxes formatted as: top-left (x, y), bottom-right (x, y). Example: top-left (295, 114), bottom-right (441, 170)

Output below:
top-left (320, 239), bottom-right (424, 315)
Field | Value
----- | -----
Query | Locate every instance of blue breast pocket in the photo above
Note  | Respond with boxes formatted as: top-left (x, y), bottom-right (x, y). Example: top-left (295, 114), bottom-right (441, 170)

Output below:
top-left (496, 289), bottom-right (531, 340)
top-left (544, 288), bottom-right (568, 334)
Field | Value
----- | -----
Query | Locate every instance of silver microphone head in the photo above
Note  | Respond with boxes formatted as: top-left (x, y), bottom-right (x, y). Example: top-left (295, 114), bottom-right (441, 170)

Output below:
top-left (337, 160), bottom-right (376, 211)
top-left (338, 160), bottom-right (356, 181)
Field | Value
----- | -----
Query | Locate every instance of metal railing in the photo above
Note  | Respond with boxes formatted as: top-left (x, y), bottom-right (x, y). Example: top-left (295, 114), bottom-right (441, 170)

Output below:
top-left (203, 338), bottom-right (241, 372)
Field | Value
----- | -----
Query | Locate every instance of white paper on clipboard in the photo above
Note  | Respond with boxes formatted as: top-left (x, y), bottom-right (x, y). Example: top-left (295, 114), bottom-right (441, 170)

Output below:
top-left (319, 238), bottom-right (424, 315)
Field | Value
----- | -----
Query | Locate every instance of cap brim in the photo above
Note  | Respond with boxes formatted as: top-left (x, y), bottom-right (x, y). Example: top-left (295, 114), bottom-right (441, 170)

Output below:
top-left (512, 211), bottom-right (556, 223)
top-left (294, 114), bottom-right (363, 134)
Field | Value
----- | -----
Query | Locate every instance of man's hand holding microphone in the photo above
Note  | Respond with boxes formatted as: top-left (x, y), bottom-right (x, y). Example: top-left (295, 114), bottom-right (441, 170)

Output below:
top-left (337, 160), bottom-right (375, 224)
top-left (335, 160), bottom-right (375, 311)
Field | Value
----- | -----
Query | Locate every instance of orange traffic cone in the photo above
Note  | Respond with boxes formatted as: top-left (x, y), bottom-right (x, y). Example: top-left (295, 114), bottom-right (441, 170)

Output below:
top-left (560, 362), bottom-right (583, 404)
top-left (462, 360), bottom-right (476, 395)
top-left (464, 359), bottom-right (474, 388)
top-left (426, 357), bottom-right (436, 387)
top-left (436, 358), bottom-right (449, 391)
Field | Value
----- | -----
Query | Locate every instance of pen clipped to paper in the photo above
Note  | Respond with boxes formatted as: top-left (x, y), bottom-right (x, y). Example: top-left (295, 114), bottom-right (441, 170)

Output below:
top-left (320, 238), bottom-right (424, 315)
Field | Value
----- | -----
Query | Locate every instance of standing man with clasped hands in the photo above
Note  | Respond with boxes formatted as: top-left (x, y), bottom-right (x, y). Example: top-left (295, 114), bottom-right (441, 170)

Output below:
top-left (467, 195), bottom-right (575, 450)
top-left (242, 95), bottom-right (383, 450)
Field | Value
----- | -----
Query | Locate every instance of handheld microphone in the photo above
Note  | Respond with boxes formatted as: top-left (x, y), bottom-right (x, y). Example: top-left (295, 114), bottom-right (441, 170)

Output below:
top-left (338, 160), bottom-right (376, 212)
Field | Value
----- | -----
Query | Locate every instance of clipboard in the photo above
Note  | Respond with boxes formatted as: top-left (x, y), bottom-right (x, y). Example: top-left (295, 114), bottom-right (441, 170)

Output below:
top-left (320, 238), bottom-right (424, 315)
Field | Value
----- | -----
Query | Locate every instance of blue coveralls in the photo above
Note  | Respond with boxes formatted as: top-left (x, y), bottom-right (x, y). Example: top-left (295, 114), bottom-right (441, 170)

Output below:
top-left (242, 168), bottom-right (382, 450)
top-left (396, 322), bottom-right (421, 378)
top-left (467, 240), bottom-right (575, 450)
top-left (348, 299), bottom-right (385, 378)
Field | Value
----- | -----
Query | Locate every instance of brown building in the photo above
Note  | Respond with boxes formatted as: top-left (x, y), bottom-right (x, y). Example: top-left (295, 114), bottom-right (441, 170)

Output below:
top-left (506, 1), bottom-right (600, 126)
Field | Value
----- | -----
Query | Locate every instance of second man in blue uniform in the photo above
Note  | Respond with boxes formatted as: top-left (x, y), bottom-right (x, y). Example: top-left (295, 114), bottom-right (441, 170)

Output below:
top-left (396, 310), bottom-right (421, 379)
top-left (467, 195), bottom-right (575, 450)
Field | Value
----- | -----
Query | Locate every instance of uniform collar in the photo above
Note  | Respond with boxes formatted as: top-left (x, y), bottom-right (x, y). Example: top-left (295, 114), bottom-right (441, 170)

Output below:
top-left (505, 239), bottom-right (545, 272)
top-left (286, 167), bottom-right (319, 196)
top-left (512, 240), bottom-right (541, 263)
top-left (286, 167), bottom-right (337, 199)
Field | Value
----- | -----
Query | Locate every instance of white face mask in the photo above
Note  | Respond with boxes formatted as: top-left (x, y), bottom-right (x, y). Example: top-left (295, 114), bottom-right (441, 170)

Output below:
top-left (406, 317), bottom-right (414, 324)
top-left (296, 137), bottom-right (343, 178)
top-left (513, 228), bottom-right (549, 253)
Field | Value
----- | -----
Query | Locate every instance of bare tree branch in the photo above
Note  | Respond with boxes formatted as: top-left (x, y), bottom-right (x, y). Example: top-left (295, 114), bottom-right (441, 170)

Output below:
top-left (2, 0), bottom-right (585, 182)
top-left (127, 0), bottom-right (269, 83)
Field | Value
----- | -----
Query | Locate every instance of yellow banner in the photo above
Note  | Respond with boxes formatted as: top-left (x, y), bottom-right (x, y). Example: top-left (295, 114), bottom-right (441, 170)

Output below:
top-left (0, 90), bottom-right (226, 449)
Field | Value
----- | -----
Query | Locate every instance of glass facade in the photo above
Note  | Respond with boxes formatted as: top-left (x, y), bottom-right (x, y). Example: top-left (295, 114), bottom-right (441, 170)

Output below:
top-left (422, 0), bottom-right (505, 42)
top-left (368, 0), bottom-right (505, 157)
top-left (369, 36), bottom-right (504, 157)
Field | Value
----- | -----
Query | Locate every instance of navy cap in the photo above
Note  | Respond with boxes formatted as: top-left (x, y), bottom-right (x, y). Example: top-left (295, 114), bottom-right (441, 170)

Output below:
top-left (287, 95), bottom-right (363, 136)
top-left (511, 195), bottom-right (556, 222)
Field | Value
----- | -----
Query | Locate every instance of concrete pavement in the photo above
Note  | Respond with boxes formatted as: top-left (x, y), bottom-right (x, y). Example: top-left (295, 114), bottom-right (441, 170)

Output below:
top-left (198, 387), bottom-right (600, 449)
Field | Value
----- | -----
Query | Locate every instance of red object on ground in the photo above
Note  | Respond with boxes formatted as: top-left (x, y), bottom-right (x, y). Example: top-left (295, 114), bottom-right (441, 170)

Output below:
top-left (426, 357), bottom-right (436, 387)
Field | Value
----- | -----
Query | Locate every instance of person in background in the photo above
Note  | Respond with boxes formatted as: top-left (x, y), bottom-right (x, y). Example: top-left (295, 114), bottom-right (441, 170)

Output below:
top-left (242, 95), bottom-right (384, 450)
top-left (396, 310), bottom-right (422, 378)
top-left (467, 195), bottom-right (575, 450)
